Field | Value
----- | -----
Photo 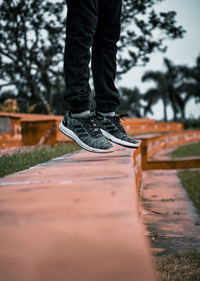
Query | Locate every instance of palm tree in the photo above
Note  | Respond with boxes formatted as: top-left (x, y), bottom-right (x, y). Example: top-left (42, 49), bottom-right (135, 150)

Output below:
top-left (174, 67), bottom-right (194, 120)
top-left (194, 55), bottom-right (200, 103)
top-left (118, 87), bottom-right (143, 117)
top-left (142, 71), bottom-right (169, 121)
top-left (142, 57), bottom-right (200, 121)
top-left (179, 55), bottom-right (200, 101)
top-left (142, 58), bottom-right (190, 121)
top-left (163, 58), bottom-right (180, 121)
top-left (174, 55), bottom-right (200, 120)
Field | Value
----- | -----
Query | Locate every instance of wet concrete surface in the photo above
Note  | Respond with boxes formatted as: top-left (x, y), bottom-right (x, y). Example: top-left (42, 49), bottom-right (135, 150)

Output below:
top-left (140, 169), bottom-right (200, 256)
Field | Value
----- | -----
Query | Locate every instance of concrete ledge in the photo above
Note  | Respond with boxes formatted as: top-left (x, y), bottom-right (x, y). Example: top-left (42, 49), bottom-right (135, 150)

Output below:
top-left (132, 146), bottom-right (142, 192)
top-left (140, 130), bottom-right (200, 170)
top-left (121, 119), bottom-right (183, 134)
top-left (0, 115), bottom-right (21, 149)
top-left (21, 119), bottom-right (57, 145)
top-left (142, 157), bottom-right (200, 170)
top-left (0, 113), bottom-right (184, 148)
top-left (142, 130), bottom-right (200, 159)
top-left (0, 146), bottom-right (156, 281)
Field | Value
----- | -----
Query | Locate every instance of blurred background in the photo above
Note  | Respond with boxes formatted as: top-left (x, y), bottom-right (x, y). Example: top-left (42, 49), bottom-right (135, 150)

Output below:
top-left (0, 0), bottom-right (199, 124)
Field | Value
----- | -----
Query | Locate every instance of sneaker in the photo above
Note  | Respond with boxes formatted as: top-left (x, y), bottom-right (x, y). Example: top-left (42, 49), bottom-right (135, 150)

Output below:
top-left (94, 112), bottom-right (140, 148)
top-left (59, 111), bottom-right (114, 153)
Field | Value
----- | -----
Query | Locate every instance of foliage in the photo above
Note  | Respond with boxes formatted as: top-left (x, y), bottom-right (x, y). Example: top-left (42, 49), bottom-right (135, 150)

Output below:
top-left (118, 0), bottom-right (185, 75)
top-left (184, 119), bottom-right (200, 130)
top-left (142, 69), bottom-right (169, 121)
top-left (142, 57), bottom-right (200, 121)
top-left (0, 98), bottom-right (19, 113)
top-left (118, 87), bottom-right (143, 117)
top-left (0, 0), bottom-right (66, 114)
top-left (177, 55), bottom-right (200, 105)
top-left (0, 0), bottom-right (185, 114)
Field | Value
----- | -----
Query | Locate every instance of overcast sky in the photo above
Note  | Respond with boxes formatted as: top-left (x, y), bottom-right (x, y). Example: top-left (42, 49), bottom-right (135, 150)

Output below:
top-left (117, 0), bottom-right (200, 120)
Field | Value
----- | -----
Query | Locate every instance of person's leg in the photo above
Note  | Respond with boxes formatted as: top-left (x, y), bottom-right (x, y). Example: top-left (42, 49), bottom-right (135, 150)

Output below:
top-left (60, 0), bottom-right (113, 153)
top-left (64, 0), bottom-right (98, 113)
top-left (91, 0), bottom-right (122, 113)
top-left (91, 1), bottom-right (139, 148)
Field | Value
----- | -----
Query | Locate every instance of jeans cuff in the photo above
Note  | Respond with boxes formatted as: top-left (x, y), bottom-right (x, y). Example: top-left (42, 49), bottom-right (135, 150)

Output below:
top-left (96, 103), bottom-right (118, 113)
top-left (70, 100), bottom-right (90, 113)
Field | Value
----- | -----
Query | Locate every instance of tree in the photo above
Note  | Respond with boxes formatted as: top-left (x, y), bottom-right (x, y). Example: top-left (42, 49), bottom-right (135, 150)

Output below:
top-left (178, 55), bottom-right (200, 102)
top-left (142, 58), bottom-right (181, 121)
top-left (117, 0), bottom-right (185, 75)
top-left (142, 57), bottom-right (200, 121)
top-left (118, 87), bottom-right (143, 117)
top-left (0, 0), bottom-right (66, 114)
top-left (163, 58), bottom-right (180, 121)
top-left (193, 55), bottom-right (200, 103)
top-left (142, 71), bottom-right (169, 121)
top-left (0, 0), bottom-right (185, 114)
top-left (172, 68), bottom-right (193, 120)
top-left (174, 55), bottom-right (200, 120)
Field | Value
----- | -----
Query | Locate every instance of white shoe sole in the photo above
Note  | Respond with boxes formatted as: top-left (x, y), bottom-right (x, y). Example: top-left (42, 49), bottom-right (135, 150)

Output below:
top-left (59, 121), bottom-right (114, 153)
top-left (100, 129), bottom-right (140, 148)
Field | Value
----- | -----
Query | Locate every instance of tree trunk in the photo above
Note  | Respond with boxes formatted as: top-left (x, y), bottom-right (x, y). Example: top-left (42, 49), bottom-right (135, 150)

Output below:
top-left (162, 98), bottom-right (167, 122)
top-left (173, 109), bottom-right (177, 122)
top-left (169, 91), bottom-right (177, 122)
top-left (180, 106), bottom-right (185, 121)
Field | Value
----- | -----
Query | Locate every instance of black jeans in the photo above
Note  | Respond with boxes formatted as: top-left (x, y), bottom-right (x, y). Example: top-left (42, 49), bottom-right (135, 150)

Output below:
top-left (64, 0), bottom-right (122, 113)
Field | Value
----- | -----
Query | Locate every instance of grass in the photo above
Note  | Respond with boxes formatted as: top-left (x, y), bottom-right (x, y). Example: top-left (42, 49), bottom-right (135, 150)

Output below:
top-left (171, 141), bottom-right (200, 158)
top-left (177, 170), bottom-right (200, 212)
top-left (170, 141), bottom-right (200, 211)
top-left (0, 143), bottom-right (80, 178)
top-left (184, 119), bottom-right (200, 130)
top-left (155, 251), bottom-right (200, 281)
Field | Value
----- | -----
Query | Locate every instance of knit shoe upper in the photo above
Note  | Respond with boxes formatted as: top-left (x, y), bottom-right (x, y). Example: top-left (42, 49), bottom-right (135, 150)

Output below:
top-left (95, 112), bottom-right (140, 148)
top-left (59, 111), bottom-right (113, 153)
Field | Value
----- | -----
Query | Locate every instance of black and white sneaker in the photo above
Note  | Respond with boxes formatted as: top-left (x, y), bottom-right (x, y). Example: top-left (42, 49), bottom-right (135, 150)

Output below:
top-left (94, 112), bottom-right (140, 148)
top-left (59, 111), bottom-right (114, 153)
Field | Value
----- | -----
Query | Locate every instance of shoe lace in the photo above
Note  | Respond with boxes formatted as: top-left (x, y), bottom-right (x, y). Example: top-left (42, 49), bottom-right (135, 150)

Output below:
top-left (117, 113), bottom-right (129, 120)
top-left (94, 112), bottom-right (104, 121)
top-left (94, 111), bottom-right (128, 133)
top-left (83, 115), bottom-right (102, 137)
top-left (114, 113), bottom-right (129, 133)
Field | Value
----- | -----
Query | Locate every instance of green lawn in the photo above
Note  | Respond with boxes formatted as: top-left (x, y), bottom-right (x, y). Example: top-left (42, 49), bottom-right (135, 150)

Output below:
top-left (0, 143), bottom-right (80, 178)
top-left (170, 141), bottom-right (200, 211)
top-left (171, 141), bottom-right (200, 158)
top-left (155, 251), bottom-right (200, 281)
top-left (178, 170), bottom-right (200, 212)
